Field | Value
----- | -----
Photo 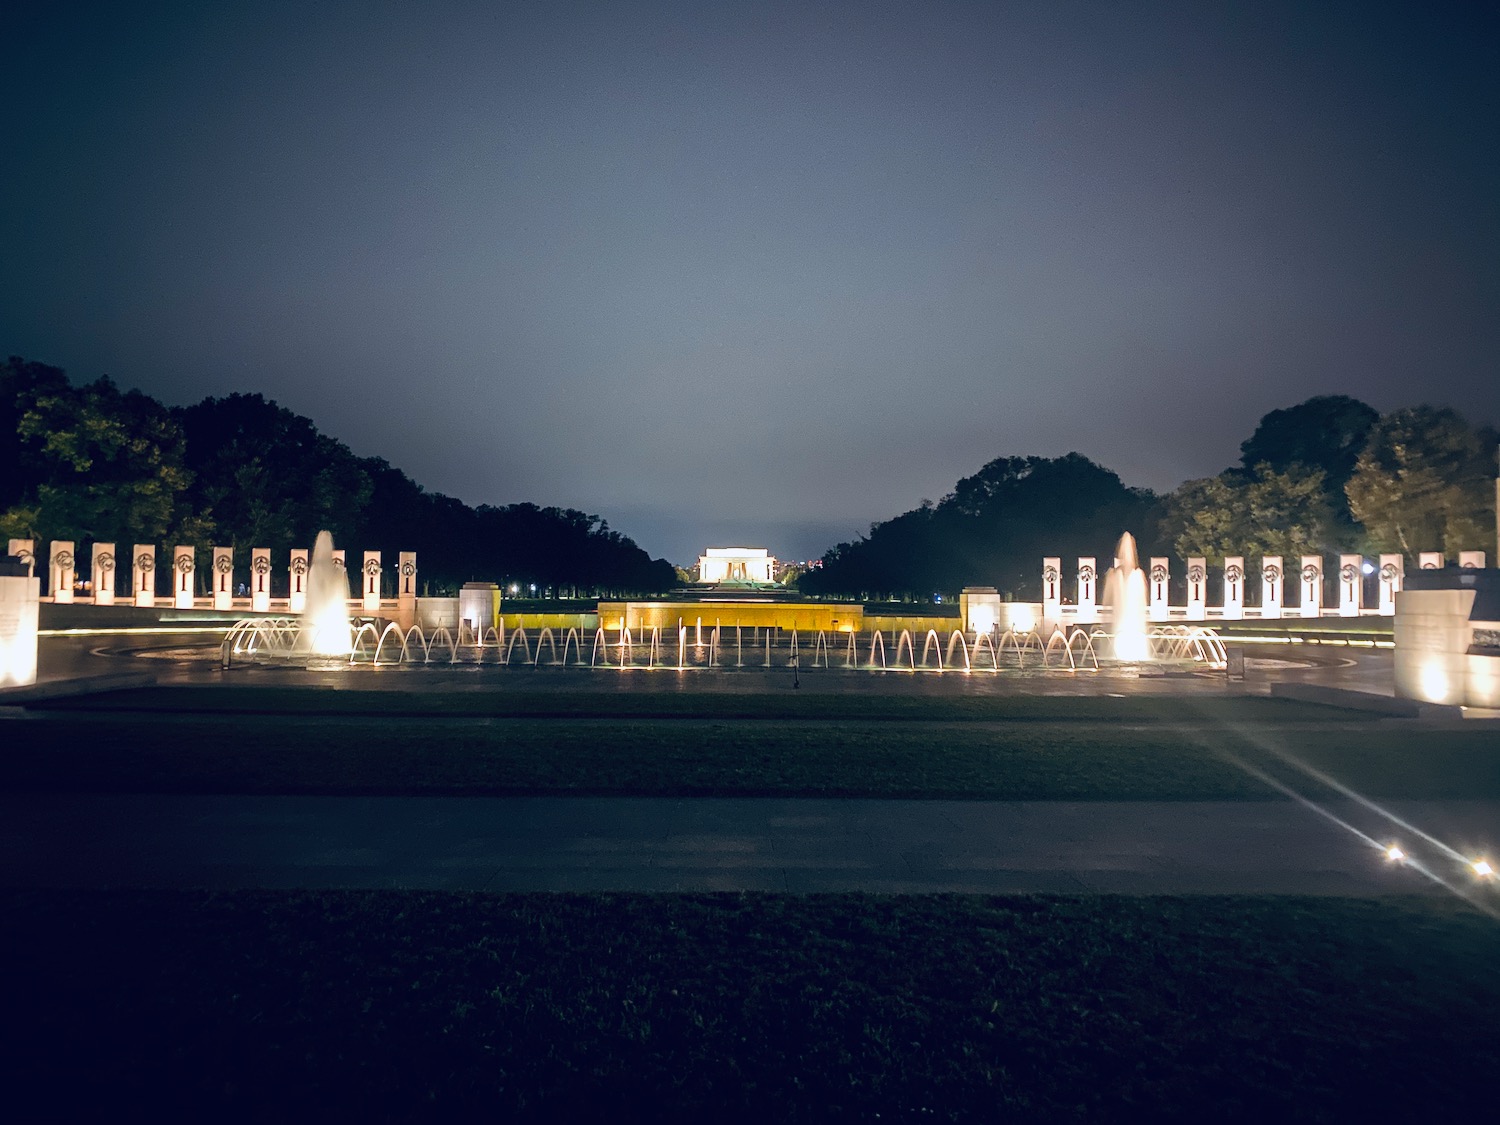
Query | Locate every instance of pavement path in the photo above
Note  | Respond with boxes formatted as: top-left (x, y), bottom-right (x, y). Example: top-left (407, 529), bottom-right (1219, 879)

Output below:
top-left (4, 793), bottom-right (1497, 897)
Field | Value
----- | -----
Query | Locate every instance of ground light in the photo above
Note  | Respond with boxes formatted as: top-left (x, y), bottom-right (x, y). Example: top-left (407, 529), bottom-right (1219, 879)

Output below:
top-left (1207, 741), bottom-right (1500, 920)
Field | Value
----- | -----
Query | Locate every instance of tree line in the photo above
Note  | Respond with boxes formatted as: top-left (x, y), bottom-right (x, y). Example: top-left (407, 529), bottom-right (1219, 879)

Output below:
top-left (799, 395), bottom-right (1498, 601)
top-left (0, 357), bottom-right (676, 595)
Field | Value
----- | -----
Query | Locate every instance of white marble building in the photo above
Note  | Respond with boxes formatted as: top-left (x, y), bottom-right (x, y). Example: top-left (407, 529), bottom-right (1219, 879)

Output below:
top-left (697, 547), bottom-right (776, 584)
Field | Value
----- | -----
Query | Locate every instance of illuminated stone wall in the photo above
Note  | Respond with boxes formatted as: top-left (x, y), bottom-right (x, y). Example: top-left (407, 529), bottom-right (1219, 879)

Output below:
top-left (1395, 589), bottom-right (1476, 706)
top-left (458, 582), bottom-right (501, 632)
top-left (1394, 574), bottom-right (1500, 708)
top-left (499, 612), bottom-right (598, 633)
top-left (864, 614), bottom-right (966, 636)
top-left (0, 565), bottom-right (40, 688)
top-left (959, 587), bottom-right (1001, 633)
top-left (598, 600), bottom-right (863, 632)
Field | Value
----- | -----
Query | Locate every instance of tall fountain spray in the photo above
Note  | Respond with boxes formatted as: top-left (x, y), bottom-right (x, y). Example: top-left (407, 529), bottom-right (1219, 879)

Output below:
top-left (295, 530), bottom-right (352, 656)
top-left (1103, 532), bottom-right (1150, 662)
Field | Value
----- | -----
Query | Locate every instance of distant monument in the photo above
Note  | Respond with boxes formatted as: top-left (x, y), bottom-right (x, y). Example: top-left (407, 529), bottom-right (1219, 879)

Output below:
top-left (697, 547), bottom-right (776, 584)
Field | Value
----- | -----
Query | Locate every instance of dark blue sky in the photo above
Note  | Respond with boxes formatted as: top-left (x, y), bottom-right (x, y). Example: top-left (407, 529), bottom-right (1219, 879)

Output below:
top-left (4, 1), bottom-right (1497, 564)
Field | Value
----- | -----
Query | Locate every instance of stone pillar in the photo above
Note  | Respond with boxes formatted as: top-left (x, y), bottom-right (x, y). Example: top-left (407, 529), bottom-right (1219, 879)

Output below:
top-left (1261, 557), bottom-right (1283, 619)
top-left (1459, 551), bottom-right (1486, 569)
top-left (212, 547), bottom-right (234, 611)
top-left (1148, 558), bottom-right (1169, 622)
top-left (251, 548), bottom-right (272, 612)
top-left (1378, 554), bottom-right (1403, 616)
top-left (173, 546), bottom-right (195, 609)
top-left (1041, 557), bottom-right (1061, 626)
top-left (1222, 557), bottom-right (1245, 620)
top-left (1337, 554), bottom-right (1362, 617)
top-left (288, 549), bottom-right (309, 613)
top-left (1418, 552), bottom-right (1444, 571)
top-left (1299, 556), bottom-right (1323, 618)
top-left (362, 551), bottom-right (382, 613)
top-left (7, 540), bottom-right (34, 576)
top-left (91, 543), bottom-right (116, 605)
top-left (397, 552), bottom-right (417, 597)
top-left (133, 544), bottom-right (156, 608)
top-left (49, 541), bottom-right (76, 603)
top-left (1076, 557), bottom-right (1097, 624)
top-left (332, 550), bottom-right (349, 617)
top-left (0, 557), bottom-right (40, 687)
top-left (1185, 557), bottom-right (1206, 621)
top-left (396, 551), bottom-right (418, 628)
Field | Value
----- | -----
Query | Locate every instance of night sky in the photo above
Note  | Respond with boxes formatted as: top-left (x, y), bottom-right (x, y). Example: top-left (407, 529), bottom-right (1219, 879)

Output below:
top-left (4, 1), bottom-right (1497, 564)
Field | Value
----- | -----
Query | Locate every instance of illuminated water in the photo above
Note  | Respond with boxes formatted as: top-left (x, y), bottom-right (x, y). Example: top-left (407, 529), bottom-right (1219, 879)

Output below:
top-left (295, 530), bottom-right (351, 656)
top-left (1103, 532), bottom-right (1150, 662)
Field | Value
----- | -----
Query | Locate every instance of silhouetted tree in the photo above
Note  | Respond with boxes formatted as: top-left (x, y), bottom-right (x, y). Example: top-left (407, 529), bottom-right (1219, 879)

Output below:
top-left (1238, 395), bottom-right (1377, 539)
top-left (1, 357), bottom-right (194, 545)
top-left (1160, 463), bottom-right (1336, 563)
top-left (1346, 406), bottom-right (1498, 559)
top-left (1, 359), bottom-right (676, 594)
top-left (801, 453), bottom-right (1158, 600)
top-left (177, 393), bottom-right (374, 553)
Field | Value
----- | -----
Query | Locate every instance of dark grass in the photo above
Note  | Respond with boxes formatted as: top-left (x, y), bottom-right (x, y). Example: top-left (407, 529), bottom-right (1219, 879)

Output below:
top-left (1, 889), bottom-right (1495, 1123)
top-left (3, 708), bottom-right (1498, 800)
top-left (37, 683), bottom-right (1368, 722)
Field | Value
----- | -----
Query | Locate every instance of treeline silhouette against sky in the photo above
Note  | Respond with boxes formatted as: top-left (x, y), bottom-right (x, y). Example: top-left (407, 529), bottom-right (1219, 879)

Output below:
top-left (10, 353), bottom-right (1491, 603)
top-left (800, 396), bottom-right (1498, 600)
top-left (1, 357), bottom-right (674, 595)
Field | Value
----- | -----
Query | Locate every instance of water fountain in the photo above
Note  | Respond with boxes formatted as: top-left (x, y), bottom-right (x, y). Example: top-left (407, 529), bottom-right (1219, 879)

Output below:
top-left (294, 530), bottom-right (352, 656)
top-left (1086, 531), bottom-right (1227, 668)
top-left (224, 613), bottom-right (1222, 674)
top-left (221, 532), bottom-right (356, 665)
top-left (1103, 532), bottom-right (1150, 661)
top-left (220, 528), bottom-right (1224, 674)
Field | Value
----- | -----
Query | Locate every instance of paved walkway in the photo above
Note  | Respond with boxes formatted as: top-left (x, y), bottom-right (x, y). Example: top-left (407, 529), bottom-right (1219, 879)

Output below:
top-left (4, 794), bottom-right (1496, 896)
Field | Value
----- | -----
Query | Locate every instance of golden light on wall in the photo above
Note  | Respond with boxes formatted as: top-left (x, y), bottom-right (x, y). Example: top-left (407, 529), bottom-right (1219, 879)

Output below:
top-left (1007, 604), bottom-right (1037, 633)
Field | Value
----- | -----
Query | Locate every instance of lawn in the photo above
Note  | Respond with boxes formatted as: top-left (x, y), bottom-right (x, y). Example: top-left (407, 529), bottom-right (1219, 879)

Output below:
top-left (5, 686), bottom-right (1496, 800)
top-left (2, 889), bottom-right (1494, 1123)
top-left (38, 683), bottom-right (1367, 722)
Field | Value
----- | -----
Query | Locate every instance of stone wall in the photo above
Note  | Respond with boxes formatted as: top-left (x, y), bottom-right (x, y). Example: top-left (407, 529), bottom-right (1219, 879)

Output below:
top-left (598, 600), bottom-right (864, 632)
top-left (1394, 570), bottom-right (1500, 707)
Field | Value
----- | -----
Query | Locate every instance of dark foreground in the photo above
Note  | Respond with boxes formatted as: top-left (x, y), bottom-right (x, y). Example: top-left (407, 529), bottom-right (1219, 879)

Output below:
top-left (3, 890), bottom-right (1495, 1123)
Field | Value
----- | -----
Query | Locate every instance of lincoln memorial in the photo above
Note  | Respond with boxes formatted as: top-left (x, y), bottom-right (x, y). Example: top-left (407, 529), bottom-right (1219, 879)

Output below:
top-left (696, 547), bottom-right (776, 584)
